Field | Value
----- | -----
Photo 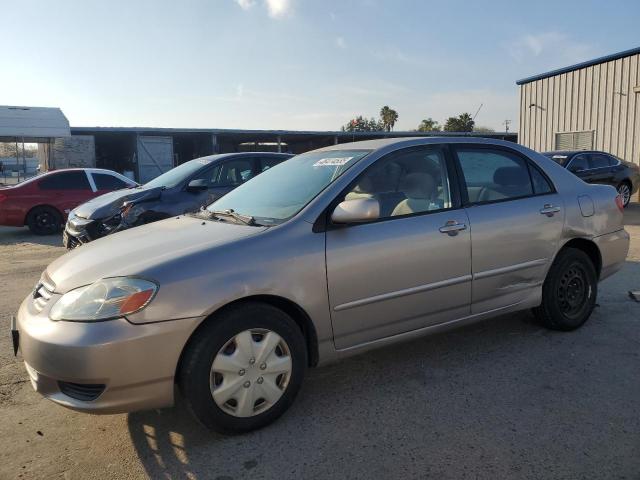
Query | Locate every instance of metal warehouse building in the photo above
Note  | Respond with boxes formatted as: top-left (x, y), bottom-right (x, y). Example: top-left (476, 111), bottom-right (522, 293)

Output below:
top-left (517, 46), bottom-right (640, 164)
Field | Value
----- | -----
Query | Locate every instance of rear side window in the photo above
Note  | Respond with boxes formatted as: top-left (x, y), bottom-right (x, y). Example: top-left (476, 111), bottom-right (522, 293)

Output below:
top-left (92, 173), bottom-right (128, 190)
top-left (39, 171), bottom-right (91, 190)
top-left (456, 149), bottom-right (533, 203)
top-left (568, 155), bottom-right (589, 172)
top-left (589, 154), bottom-right (612, 169)
top-left (529, 164), bottom-right (553, 194)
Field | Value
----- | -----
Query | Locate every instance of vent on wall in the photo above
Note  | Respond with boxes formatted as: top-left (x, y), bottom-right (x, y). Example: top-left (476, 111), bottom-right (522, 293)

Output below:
top-left (555, 131), bottom-right (594, 150)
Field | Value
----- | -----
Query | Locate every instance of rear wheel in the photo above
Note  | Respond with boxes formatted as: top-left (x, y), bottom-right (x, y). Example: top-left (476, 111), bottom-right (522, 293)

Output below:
top-left (27, 206), bottom-right (62, 235)
top-left (617, 182), bottom-right (632, 207)
top-left (533, 248), bottom-right (597, 331)
top-left (178, 302), bottom-right (307, 434)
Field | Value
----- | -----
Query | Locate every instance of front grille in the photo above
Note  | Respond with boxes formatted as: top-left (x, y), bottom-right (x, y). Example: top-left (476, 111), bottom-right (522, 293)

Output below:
top-left (58, 381), bottom-right (106, 401)
top-left (33, 275), bottom-right (55, 312)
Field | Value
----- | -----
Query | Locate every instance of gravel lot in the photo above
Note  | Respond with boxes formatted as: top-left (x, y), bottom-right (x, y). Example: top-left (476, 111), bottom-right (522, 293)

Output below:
top-left (1, 206), bottom-right (639, 480)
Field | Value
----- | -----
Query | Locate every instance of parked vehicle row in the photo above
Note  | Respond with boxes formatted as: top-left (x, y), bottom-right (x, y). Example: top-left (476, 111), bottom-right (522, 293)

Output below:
top-left (543, 149), bottom-right (639, 207)
top-left (0, 169), bottom-right (136, 234)
top-left (13, 138), bottom-right (629, 434)
top-left (63, 152), bottom-right (291, 248)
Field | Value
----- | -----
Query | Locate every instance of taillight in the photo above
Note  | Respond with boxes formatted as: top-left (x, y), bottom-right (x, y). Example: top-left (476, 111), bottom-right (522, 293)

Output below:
top-left (615, 194), bottom-right (624, 212)
top-left (0, 193), bottom-right (7, 203)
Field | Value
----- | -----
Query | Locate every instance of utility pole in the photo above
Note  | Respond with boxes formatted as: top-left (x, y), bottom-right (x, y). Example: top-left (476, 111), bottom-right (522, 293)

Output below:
top-left (503, 119), bottom-right (511, 133)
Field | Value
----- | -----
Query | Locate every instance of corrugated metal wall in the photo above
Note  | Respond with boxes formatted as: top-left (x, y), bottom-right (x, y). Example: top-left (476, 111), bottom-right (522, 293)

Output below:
top-left (518, 52), bottom-right (640, 166)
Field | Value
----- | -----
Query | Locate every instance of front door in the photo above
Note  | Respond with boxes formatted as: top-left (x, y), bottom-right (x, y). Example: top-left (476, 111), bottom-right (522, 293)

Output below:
top-left (326, 145), bottom-right (472, 350)
top-left (453, 145), bottom-right (564, 314)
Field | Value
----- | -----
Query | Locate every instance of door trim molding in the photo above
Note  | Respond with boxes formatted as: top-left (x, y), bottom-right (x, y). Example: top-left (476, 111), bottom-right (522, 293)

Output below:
top-left (473, 258), bottom-right (547, 280)
top-left (333, 274), bottom-right (472, 312)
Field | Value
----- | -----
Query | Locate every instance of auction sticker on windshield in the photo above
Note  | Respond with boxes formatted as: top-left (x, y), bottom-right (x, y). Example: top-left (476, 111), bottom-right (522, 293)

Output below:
top-left (313, 157), bottom-right (353, 167)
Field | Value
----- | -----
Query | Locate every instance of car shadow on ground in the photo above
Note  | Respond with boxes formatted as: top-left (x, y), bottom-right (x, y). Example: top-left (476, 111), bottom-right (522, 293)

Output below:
top-left (126, 261), bottom-right (640, 479)
top-left (0, 227), bottom-right (64, 247)
top-left (623, 202), bottom-right (640, 226)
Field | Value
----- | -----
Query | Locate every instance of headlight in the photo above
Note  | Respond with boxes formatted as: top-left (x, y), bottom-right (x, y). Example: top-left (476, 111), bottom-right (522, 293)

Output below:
top-left (50, 277), bottom-right (158, 321)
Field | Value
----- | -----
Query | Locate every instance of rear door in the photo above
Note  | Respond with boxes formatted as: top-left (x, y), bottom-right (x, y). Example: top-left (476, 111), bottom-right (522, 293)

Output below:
top-left (326, 145), bottom-right (472, 349)
top-left (452, 145), bottom-right (564, 314)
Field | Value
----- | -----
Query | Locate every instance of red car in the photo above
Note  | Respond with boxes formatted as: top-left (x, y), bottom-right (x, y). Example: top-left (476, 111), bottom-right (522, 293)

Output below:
top-left (0, 168), bottom-right (137, 235)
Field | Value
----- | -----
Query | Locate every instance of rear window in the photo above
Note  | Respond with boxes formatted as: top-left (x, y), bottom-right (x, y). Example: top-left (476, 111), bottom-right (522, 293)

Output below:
top-left (39, 171), bottom-right (91, 190)
top-left (93, 173), bottom-right (129, 190)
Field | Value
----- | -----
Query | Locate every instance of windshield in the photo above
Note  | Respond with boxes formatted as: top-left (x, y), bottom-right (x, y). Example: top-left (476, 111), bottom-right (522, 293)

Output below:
top-left (144, 158), bottom-right (213, 189)
top-left (207, 149), bottom-right (370, 224)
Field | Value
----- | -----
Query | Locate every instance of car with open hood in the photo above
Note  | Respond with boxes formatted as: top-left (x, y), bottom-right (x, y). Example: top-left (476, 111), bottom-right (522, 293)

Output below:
top-left (14, 138), bottom-right (629, 434)
top-left (63, 152), bottom-right (292, 248)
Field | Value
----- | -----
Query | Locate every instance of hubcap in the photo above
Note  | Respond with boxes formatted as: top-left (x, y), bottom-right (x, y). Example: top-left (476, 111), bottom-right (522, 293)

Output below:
top-left (556, 264), bottom-right (590, 317)
top-left (618, 184), bottom-right (631, 206)
top-left (210, 329), bottom-right (292, 418)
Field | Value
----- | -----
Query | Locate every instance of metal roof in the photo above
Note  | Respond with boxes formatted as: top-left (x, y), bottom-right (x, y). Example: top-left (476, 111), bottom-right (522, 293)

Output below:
top-left (0, 105), bottom-right (70, 141)
top-left (516, 46), bottom-right (640, 85)
top-left (70, 126), bottom-right (513, 138)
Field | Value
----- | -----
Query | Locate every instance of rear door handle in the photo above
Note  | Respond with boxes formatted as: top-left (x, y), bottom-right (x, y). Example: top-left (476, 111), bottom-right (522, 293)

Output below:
top-left (540, 204), bottom-right (561, 216)
top-left (439, 220), bottom-right (467, 235)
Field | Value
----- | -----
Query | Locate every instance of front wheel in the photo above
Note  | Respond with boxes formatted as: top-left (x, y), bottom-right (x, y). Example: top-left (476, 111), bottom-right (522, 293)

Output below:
top-left (178, 302), bottom-right (307, 434)
top-left (533, 248), bottom-right (597, 331)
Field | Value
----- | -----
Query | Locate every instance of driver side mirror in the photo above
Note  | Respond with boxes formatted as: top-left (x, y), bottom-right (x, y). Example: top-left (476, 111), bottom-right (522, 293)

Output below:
top-left (187, 179), bottom-right (208, 192)
top-left (331, 198), bottom-right (380, 224)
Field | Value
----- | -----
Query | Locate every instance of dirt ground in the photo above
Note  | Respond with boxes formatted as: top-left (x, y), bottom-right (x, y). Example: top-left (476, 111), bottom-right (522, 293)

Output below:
top-left (0, 205), bottom-right (639, 480)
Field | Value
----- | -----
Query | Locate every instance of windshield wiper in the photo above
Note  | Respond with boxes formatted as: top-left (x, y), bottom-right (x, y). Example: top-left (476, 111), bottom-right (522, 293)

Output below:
top-left (208, 209), bottom-right (256, 226)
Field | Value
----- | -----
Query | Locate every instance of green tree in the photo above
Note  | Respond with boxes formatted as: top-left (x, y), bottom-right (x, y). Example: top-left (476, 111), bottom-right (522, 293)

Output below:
top-left (473, 125), bottom-right (495, 133)
top-left (443, 113), bottom-right (475, 132)
top-left (379, 105), bottom-right (399, 132)
top-left (342, 115), bottom-right (383, 132)
top-left (417, 118), bottom-right (440, 132)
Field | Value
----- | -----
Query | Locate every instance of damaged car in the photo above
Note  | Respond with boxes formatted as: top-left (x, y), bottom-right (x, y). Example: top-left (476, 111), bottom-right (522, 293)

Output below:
top-left (63, 152), bottom-right (292, 248)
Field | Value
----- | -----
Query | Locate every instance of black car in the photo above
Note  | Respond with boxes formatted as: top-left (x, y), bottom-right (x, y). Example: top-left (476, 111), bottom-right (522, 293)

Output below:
top-left (543, 150), bottom-right (639, 207)
top-left (63, 152), bottom-right (292, 248)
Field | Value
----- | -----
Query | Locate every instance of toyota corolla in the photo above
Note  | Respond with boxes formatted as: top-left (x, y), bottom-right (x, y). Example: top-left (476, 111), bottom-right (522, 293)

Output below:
top-left (13, 138), bottom-right (629, 434)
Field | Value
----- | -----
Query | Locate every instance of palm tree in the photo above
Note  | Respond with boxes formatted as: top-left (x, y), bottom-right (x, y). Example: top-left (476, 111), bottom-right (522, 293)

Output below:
top-left (379, 106), bottom-right (399, 132)
top-left (417, 118), bottom-right (440, 132)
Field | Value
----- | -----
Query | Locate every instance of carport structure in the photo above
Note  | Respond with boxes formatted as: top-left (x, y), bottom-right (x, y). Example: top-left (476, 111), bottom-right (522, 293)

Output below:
top-left (0, 106), bottom-right (70, 181)
top-left (71, 126), bottom-right (517, 182)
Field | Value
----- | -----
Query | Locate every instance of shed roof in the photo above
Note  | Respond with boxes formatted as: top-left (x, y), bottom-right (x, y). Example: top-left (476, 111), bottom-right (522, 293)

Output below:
top-left (0, 105), bottom-right (70, 142)
top-left (516, 46), bottom-right (640, 85)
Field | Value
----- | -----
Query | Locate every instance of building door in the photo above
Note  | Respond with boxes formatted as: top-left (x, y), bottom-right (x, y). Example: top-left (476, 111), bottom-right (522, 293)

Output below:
top-left (137, 136), bottom-right (174, 183)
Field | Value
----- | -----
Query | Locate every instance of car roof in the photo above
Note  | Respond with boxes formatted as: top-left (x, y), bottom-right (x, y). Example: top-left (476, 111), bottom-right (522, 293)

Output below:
top-left (542, 150), bottom-right (611, 156)
top-left (318, 136), bottom-right (520, 152)
top-left (192, 152), bottom-right (293, 163)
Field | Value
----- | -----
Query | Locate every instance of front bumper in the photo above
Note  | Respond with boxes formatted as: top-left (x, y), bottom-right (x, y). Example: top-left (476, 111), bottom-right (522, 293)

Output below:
top-left (16, 294), bottom-right (201, 414)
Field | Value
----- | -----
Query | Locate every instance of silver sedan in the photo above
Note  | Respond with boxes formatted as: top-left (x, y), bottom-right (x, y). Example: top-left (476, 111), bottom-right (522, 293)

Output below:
top-left (14, 138), bottom-right (629, 433)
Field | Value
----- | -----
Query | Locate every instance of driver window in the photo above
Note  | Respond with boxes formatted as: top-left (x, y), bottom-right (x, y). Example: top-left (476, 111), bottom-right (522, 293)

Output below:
top-left (212, 159), bottom-right (254, 187)
top-left (569, 155), bottom-right (589, 172)
top-left (342, 147), bottom-right (452, 218)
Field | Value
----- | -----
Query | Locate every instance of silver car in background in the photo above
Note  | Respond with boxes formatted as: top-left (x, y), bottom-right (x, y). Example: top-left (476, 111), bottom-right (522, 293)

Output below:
top-left (14, 138), bottom-right (629, 433)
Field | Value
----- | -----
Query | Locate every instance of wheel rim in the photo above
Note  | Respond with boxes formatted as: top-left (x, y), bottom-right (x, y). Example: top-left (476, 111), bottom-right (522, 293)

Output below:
top-left (35, 211), bottom-right (56, 233)
top-left (210, 329), bottom-right (292, 418)
top-left (556, 264), bottom-right (590, 318)
top-left (618, 184), bottom-right (631, 206)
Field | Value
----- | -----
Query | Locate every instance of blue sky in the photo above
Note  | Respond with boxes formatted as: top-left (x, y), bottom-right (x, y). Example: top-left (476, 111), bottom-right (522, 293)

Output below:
top-left (2, 0), bottom-right (640, 131)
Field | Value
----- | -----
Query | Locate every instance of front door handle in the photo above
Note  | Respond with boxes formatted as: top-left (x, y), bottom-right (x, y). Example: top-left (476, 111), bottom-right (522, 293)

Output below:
top-left (439, 220), bottom-right (467, 236)
top-left (540, 204), bottom-right (561, 216)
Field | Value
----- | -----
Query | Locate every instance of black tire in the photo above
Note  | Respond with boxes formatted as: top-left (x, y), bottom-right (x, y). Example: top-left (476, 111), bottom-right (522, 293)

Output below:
top-left (617, 181), bottom-right (632, 208)
top-left (26, 206), bottom-right (62, 235)
top-left (178, 302), bottom-right (307, 434)
top-left (533, 248), bottom-right (597, 331)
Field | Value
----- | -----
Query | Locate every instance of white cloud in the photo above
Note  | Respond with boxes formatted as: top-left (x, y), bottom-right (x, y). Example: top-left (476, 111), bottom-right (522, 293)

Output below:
top-left (265, 0), bottom-right (292, 18)
top-left (234, 0), bottom-right (256, 10)
top-left (508, 32), bottom-right (594, 64)
top-left (335, 37), bottom-right (346, 49)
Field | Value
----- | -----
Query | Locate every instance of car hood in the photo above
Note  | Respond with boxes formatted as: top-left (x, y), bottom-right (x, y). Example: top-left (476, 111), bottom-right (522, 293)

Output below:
top-left (74, 186), bottom-right (164, 220)
top-left (46, 215), bottom-right (267, 292)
